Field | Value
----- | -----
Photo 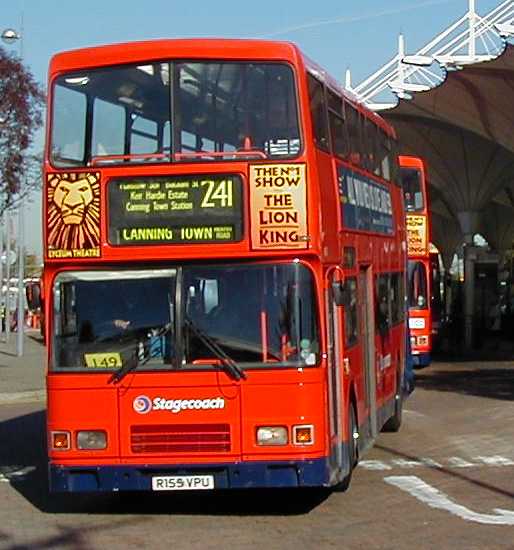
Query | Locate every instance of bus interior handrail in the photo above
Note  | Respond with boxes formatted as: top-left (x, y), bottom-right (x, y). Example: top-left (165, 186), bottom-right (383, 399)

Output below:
top-left (90, 149), bottom-right (267, 165)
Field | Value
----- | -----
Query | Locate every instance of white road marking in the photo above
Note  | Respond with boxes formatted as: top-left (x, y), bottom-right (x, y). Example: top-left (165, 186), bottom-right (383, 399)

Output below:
top-left (474, 455), bottom-right (514, 467)
top-left (419, 458), bottom-right (442, 468)
top-left (403, 409), bottom-right (427, 418)
top-left (449, 435), bottom-right (513, 457)
top-left (360, 455), bottom-right (514, 471)
top-left (385, 475), bottom-right (514, 526)
top-left (0, 466), bottom-right (36, 482)
top-left (359, 460), bottom-right (392, 471)
top-left (391, 459), bottom-right (425, 468)
top-left (447, 457), bottom-right (476, 468)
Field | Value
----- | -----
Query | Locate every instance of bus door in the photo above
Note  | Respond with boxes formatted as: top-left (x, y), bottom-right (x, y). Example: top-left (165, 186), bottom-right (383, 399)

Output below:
top-left (326, 272), bottom-right (344, 477)
top-left (358, 266), bottom-right (377, 440)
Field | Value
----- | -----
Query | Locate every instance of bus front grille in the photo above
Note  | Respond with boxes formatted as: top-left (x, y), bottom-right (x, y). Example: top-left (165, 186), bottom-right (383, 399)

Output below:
top-left (130, 423), bottom-right (231, 453)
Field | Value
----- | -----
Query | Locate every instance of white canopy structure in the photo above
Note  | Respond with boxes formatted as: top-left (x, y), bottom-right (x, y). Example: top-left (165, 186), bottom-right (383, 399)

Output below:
top-left (352, 0), bottom-right (514, 347)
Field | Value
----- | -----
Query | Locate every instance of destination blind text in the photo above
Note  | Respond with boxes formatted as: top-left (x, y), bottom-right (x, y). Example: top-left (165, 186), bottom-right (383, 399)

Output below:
top-left (108, 175), bottom-right (242, 245)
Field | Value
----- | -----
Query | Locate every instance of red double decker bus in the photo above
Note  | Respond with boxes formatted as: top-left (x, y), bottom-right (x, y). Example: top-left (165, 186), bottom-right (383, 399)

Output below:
top-left (399, 156), bottom-right (432, 367)
top-left (43, 39), bottom-right (406, 493)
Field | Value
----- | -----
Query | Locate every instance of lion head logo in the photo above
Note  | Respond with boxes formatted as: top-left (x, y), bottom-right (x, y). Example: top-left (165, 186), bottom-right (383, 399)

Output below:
top-left (53, 176), bottom-right (94, 225)
top-left (47, 172), bottom-right (101, 252)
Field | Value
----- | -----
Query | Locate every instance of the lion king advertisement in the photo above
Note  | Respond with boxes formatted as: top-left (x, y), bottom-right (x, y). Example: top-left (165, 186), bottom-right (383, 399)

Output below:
top-left (46, 172), bottom-right (101, 259)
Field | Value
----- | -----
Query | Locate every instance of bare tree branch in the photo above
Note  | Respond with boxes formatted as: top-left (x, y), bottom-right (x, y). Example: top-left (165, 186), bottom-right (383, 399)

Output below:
top-left (0, 47), bottom-right (45, 215)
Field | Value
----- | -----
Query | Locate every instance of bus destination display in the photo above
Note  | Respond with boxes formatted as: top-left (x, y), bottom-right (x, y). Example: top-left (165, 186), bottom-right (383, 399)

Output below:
top-left (108, 175), bottom-right (242, 245)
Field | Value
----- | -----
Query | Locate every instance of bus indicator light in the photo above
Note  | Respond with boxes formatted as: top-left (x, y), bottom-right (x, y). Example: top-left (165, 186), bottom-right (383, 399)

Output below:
top-left (417, 336), bottom-right (429, 346)
top-left (51, 431), bottom-right (71, 451)
top-left (293, 425), bottom-right (314, 445)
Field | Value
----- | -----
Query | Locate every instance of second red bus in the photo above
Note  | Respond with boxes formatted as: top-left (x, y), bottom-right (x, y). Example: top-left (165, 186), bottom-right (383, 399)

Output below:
top-left (399, 156), bottom-right (432, 367)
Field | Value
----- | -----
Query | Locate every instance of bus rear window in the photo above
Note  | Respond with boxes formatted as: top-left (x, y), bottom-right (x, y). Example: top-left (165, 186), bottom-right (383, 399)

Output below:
top-left (51, 62), bottom-right (301, 167)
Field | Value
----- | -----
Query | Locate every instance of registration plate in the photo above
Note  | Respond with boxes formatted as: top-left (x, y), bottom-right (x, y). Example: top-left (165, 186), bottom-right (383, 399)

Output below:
top-left (152, 475), bottom-right (215, 491)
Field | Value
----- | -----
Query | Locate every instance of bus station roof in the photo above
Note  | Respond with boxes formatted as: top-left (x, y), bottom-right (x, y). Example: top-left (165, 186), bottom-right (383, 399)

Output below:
top-left (354, 1), bottom-right (514, 266)
top-left (384, 43), bottom-right (514, 264)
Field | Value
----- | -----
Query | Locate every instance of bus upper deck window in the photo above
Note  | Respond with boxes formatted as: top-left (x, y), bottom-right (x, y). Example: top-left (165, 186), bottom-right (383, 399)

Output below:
top-left (51, 61), bottom-right (301, 167)
top-left (51, 84), bottom-right (87, 166)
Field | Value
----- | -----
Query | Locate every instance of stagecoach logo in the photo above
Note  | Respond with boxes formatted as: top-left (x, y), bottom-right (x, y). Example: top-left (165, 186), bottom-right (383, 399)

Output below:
top-left (133, 395), bottom-right (153, 414)
top-left (46, 171), bottom-right (101, 259)
top-left (132, 395), bottom-right (225, 414)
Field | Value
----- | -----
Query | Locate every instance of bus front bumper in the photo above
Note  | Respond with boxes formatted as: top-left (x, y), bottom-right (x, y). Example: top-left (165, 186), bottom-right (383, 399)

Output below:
top-left (49, 459), bottom-right (332, 492)
top-left (412, 352), bottom-right (431, 367)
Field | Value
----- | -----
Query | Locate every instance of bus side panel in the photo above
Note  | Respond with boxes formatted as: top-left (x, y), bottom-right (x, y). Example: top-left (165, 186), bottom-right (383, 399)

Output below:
top-left (311, 150), bottom-right (340, 263)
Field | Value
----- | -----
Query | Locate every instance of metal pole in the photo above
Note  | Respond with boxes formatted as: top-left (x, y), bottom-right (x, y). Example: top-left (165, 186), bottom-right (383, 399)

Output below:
top-left (463, 243), bottom-right (476, 350)
top-left (469, 0), bottom-right (476, 59)
top-left (15, 16), bottom-right (25, 356)
top-left (0, 211), bottom-right (4, 337)
top-left (5, 211), bottom-right (10, 343)
top-left (398, 34), bottom-right (406, 84)
top-left (16, 199), bottom-right (24, 356)
top-left (1, 22), bottom-right (23, 348)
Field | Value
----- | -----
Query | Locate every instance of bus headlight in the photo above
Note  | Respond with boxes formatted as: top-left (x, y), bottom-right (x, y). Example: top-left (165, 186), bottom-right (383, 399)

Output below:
top-left (77, 430), bottom-right (107, 450)
top-left (256, 426), bottom-right (288, 446)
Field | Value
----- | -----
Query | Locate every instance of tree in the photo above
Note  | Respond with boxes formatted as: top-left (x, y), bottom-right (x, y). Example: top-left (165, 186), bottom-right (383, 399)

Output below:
top-left (0, 46), bottom-right (45, 215)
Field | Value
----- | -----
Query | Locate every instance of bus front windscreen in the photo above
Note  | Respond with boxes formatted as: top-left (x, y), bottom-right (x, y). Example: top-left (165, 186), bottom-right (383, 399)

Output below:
top-left (51, 262), bottom-right (319, 372)
top-left (51, 62), bottom-right (301, 167)
top-left (400, 168), bottom-right (424, 212)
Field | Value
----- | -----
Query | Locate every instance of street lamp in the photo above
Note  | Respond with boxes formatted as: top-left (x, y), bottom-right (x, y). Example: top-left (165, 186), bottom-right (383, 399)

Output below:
top-left (1, 26), bottom-right (24, 356)
top-left (1, 28), bottom-right (20, 45)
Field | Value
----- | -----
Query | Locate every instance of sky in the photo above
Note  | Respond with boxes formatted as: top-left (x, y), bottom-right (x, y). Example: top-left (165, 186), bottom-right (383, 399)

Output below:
top-left (1, 0), bottom-right (505, 258)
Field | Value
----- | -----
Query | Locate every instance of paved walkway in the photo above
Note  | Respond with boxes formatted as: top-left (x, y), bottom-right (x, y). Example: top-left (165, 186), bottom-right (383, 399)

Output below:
top-left (0, 330), bottom-right (45, 404)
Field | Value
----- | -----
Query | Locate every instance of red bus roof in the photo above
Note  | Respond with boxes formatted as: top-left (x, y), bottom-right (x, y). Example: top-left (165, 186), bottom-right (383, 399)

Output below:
top-left (49, 38), bottom-right (304, 74)
top-left (398, 156), bottom-right (426, 170)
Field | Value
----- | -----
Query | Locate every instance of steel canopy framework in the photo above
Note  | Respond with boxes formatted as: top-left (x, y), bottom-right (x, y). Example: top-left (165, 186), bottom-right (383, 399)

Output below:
top-left (352, 0), bottom-right (514, 259)
top-left (353, 0), bottom-right (514, 348)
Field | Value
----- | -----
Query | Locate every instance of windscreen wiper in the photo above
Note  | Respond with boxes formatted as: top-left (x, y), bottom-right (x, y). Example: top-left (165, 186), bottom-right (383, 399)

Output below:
top-left (108, 347), bottom-right (145, 384)
top-left (184, 317), bottom-right (246, 381)
top-left (108, 324), bottom-right (171, 384)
